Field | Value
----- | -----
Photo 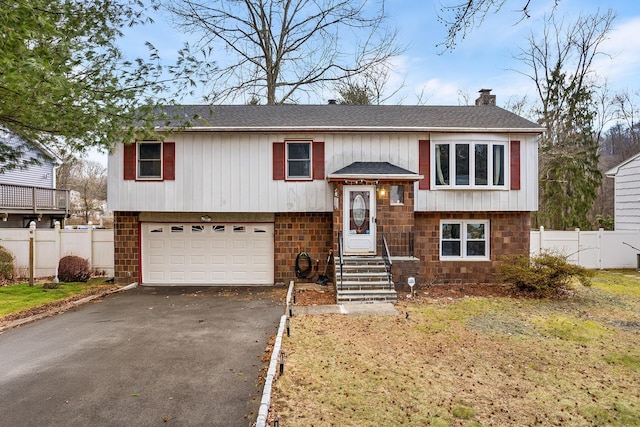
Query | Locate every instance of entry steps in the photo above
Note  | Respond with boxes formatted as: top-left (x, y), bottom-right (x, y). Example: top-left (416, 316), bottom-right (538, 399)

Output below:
top-left (335, 256), bottom-right (397, 304)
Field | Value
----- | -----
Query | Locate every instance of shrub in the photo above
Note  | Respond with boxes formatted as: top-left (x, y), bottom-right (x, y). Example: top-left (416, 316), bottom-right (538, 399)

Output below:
top-left (58, 255), bottom-right (92, 282)
top-left (498, 250), bottom-right (593, 297)
top-left (0, 245), bottom-right (15, 282)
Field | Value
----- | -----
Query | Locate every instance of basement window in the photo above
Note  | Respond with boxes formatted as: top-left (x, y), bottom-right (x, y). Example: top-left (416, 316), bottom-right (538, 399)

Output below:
top-left (440, 220), bottom-right (489, 260)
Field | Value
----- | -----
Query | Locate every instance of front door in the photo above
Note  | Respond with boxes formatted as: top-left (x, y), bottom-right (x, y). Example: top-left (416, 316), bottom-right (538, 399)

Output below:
top-left (343, 186), bottom-right (376, 254)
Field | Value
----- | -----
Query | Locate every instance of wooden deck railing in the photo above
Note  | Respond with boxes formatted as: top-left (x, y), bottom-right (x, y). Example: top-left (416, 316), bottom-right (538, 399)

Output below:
top-left (0, 183), bottom-right (70, 214)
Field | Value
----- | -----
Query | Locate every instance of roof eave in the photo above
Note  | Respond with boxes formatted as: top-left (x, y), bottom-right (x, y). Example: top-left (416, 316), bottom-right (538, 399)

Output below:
top-left (154, 126), bottom-right (545, 134)
top-left (327, 173), bottom-right (424, 182)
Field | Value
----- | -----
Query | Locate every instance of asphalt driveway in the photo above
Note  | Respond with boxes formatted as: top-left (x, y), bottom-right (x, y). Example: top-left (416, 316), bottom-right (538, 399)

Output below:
top-left (0, 285), bottom-right (285, 427)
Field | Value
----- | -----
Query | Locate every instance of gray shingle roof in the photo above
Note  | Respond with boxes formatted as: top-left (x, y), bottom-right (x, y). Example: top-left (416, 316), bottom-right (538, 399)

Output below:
top-left (331, 162), bottom-right (418, 176)
top-left (154, 104), bottom-right (543, 132)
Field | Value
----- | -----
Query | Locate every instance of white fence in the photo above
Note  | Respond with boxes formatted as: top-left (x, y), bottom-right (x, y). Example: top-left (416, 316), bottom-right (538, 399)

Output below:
top-left (0, 223), bottom-right (114, 279)
top-left (530, 227), bottom-right (640, 269)
top-left (1, 225), bottom-right (639, 280)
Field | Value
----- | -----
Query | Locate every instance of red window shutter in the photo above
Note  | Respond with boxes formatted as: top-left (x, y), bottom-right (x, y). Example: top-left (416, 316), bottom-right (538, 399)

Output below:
top-left (123, 143), bottom-right (136, 180)
top-left (312, 141), bottom-right (325, 180)
top-left (163, 142), bottom-right (175, 181)
top-left (418, 140), bottom-right (430, 190)
top-left (273, 142), bottom-right (285, 180)
top-left (510, 140), bottom-right (521, 190)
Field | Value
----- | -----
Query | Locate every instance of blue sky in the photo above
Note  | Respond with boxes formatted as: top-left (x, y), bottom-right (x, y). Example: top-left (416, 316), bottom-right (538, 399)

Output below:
top-left (119, 0), bottom-right (640, 107)
top-left (91, 1), bottom-right (640, 164)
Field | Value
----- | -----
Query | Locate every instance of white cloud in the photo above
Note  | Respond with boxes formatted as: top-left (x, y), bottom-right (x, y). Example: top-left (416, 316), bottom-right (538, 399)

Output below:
top-left (593, 16), bottom-right (640, 88)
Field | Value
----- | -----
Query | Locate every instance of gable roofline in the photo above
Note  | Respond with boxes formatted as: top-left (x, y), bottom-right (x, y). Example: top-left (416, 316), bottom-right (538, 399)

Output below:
top-left (150, 104), bottom-right (545, 134)
top-left (605, 151), bottom-right (640, 177)
top-left (0, 128), bottom-right (62, 165)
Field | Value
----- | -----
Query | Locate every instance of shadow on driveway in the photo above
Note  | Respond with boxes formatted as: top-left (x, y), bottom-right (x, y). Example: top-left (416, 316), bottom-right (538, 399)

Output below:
top-left (0, 285), bottom-right (286, 427)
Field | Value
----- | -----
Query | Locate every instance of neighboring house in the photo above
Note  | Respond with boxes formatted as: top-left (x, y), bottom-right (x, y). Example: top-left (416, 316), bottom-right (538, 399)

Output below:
top-left (0, 130), bottom-right (70, 228)
top-left (108, 90), bottom-right (543, 298)
top-left (605, 152), bottom-right (640, 231)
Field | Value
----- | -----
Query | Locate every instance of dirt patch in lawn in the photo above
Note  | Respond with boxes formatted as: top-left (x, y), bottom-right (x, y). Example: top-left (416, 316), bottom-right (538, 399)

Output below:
top-left (293, 282), bottom-right (520, 306)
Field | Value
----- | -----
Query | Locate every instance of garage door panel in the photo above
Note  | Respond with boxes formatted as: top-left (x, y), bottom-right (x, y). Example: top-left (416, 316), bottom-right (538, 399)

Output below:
top-left (170, 271), bottom-right (185, 281)
top-left (149, 255), bottom-right (165, 265)
top-left (149, 240), bottom-right (164, 249)
top-left (191, 240), bottom-right (206, 249)
top-left (191, 271), bottom-right (206, 281)
top-left (211, 240), bottom-right (227, 249)
top-left (142, 222), bottom-right (274, 285)
top-left (149, 271), bottom-right (165, 281)
top-left (170, 255), bottom-right (185, 264)
top-left (191, 254), bottom-right (205, 263)
top-left (170, 240), bottom-right (185, 249)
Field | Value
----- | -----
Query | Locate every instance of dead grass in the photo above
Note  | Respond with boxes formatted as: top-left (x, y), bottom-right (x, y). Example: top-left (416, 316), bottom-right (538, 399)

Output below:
top-left (270, 271), bottom-right (640, 426)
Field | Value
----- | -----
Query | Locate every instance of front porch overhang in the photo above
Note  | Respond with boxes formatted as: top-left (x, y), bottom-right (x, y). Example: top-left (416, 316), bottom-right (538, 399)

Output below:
top-left (327, 161), bottom-right (423, 182)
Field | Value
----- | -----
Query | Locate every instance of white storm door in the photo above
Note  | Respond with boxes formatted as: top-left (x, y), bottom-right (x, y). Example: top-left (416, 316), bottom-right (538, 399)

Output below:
top-left (343, 186), bottom-right (376, 254)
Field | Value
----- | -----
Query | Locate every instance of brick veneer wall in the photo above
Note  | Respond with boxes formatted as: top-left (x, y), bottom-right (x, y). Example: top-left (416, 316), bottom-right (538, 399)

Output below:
top-left (414, 211), bottom-right (531, 285)
top-left (113, 211), bottom-right (140, 284)
top-left (375, 180), bottom-right (415, 255)
top-left (274, 212), bottom-right (333, 284)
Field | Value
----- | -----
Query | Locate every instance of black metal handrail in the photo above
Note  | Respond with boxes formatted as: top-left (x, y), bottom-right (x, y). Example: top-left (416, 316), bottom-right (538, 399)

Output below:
top-left (338, 231), bottom-right (344, 291)
top-left (381, 233), bottom-right (393, 285)
top-left (0, 183), bottom-right (70, 214)
top-left (381, 232), bottom-right (414, 257)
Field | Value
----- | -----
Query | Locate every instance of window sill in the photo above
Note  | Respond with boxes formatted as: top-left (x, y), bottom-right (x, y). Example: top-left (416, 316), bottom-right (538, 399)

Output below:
top-left (439, 257), bottom-right (491, 262)
top-left (432, 186), bottom-right (509, 191)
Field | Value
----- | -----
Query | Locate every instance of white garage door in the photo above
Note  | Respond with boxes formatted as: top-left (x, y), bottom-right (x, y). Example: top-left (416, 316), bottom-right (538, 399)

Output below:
top-left (141, 222), bottom-right (274, 285)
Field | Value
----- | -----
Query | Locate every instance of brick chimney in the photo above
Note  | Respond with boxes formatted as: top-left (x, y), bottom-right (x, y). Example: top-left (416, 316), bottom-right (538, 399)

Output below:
top-left (475, 89), bottom-right (496, 106)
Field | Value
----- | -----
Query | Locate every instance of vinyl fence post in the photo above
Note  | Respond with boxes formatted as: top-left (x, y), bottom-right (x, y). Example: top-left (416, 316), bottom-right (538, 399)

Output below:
top-left (54, 221), bottom-right (61, 282)
top-left (29, 221), bottom-right (36, 286)
top-left (88, 221), bottom-right (94, 270)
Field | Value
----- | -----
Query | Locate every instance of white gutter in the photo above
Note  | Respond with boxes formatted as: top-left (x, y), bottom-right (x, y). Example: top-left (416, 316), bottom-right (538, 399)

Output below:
top-left (327, 173), bottom-right (424, 181)
top-left (154, 126), bottom-right (544, 134)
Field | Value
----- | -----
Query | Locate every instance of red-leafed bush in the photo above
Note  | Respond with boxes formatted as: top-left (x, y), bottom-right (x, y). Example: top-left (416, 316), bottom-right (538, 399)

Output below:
top-left (58, 255), bottom-right (91, 282)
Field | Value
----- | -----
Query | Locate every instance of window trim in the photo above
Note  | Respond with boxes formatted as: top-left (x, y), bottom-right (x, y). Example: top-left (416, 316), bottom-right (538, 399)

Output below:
top-left (439, 219), bottom-right (490, 260)
top-left (137, 141), bottom-right (163, 180)
top-left (390, 185), bottom-right (404, 205)
top-left (285, 140), bottom-right (313, 181)
top-left (432, 141), bottom-right (508, 189)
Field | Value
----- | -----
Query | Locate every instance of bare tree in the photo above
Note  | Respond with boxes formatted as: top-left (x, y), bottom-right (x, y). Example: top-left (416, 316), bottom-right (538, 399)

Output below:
top-left (57, 160), bottom-right (107, 223)
top-left (164, 0), bottom-right (401, 104)
top-left (335, 65), bottom-right (403, 105)
top-left (515, 10), bottom-right (615, 230)
top-left (438, 0), bottom-right (561, 50)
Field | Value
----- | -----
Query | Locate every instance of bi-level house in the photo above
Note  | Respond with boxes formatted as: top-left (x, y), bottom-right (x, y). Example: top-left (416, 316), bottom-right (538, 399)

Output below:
top-left (0, 130), bottom-right (70, 228)
top-left (108, 91), bottom-right (543, 301)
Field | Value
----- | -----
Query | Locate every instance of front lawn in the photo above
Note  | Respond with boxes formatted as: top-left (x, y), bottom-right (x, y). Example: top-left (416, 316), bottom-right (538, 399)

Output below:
top-left (270, 271), bottom-right (640, 426)
top-left (0, 279), bottom-right (117, 320)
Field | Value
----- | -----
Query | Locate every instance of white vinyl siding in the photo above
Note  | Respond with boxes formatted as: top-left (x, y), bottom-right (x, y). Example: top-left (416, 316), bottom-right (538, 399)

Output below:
top-left (108, 131), bottom-right (538, 213)
top-left (612, 155), bottom-right (640, 231)
top-left (415, 133), bottom-right (538, 212)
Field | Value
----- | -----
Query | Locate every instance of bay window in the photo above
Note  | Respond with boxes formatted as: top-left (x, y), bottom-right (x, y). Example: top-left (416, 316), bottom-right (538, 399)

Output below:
top-left (435, 141), bottom-right (506, 188)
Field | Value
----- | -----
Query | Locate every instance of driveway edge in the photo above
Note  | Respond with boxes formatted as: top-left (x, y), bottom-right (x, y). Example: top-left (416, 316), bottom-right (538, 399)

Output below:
top-left (256, 280), bottom-right (293, 427)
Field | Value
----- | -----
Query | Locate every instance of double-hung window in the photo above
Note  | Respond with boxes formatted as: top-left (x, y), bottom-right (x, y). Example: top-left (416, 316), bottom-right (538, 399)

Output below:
top-left (434, 142), bottom-right (506, 188)
top-left (137, 141), bottom-right (162, 179)
top-left (286, 141), bottom-right (311, 179)
top-left (440, 220), bottom-right (489, 260)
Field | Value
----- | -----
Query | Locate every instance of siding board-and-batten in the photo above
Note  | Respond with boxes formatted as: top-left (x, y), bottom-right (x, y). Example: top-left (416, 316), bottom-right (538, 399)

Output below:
top-left (612, 156), bottom-right (640, 230)
top-left (108, 132), bottom-right (538, 213)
